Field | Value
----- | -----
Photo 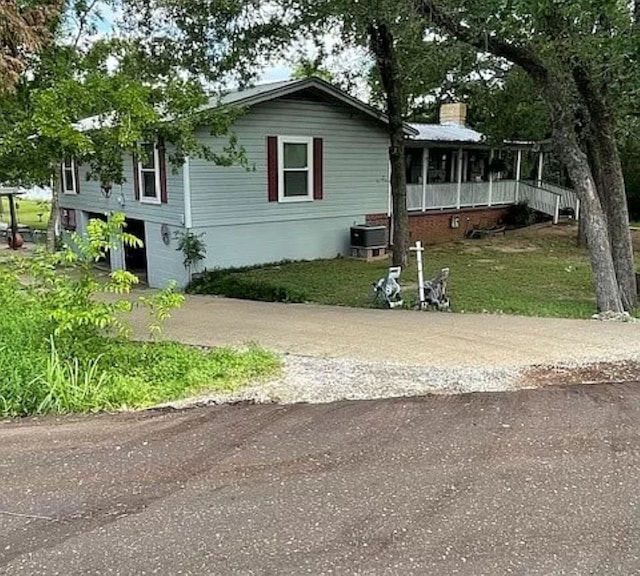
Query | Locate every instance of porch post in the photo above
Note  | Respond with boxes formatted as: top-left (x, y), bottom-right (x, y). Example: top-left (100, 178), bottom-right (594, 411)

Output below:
top-left (515, 149), bottom-right (522, 203)
top-left (488, 149), bottom-right (494, 207)
top-left (537, 151), bottom-right (544, 187)
top-left (387, 160), bottom-right (392, 217)
top-left (421, 148), bottom-right (428, 212)
top-left (456, 147), bottom-right (463, 209)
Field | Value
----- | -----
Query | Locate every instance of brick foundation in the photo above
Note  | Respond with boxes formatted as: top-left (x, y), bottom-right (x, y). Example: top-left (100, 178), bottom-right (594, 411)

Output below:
top-left (366, 206), bottom-right (510, 245)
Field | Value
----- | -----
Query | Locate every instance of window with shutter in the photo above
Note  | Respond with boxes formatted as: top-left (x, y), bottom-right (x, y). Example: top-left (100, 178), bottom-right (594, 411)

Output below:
top-left (61, 158), bottom-right (79, 194)
top-left (267, 136), bottom-right (324, 203)
top-left (134, 139), bottom-right (167, 204)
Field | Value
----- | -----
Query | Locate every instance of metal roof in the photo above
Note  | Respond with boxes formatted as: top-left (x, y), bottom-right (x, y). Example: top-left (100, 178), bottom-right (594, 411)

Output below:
top-left (408, 122), bottom-right (485, 143)
top-left (74, 77), bottom-right (417, 135)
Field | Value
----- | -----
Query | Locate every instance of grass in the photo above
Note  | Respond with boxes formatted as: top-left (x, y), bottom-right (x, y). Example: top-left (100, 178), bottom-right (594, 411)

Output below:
top-left (0, 286), bottom-right (280, 417)
top-left (189, 223), bottom-right (640, 319)
top-left (0, 198), bottom-right (50, 230)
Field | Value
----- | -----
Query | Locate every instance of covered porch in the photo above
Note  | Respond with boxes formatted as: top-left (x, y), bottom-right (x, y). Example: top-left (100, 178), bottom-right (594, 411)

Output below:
top-left (404, 144), bottom-right (579, 224)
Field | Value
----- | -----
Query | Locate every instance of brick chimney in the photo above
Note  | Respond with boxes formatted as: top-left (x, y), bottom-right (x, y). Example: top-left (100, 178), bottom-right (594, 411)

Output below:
top-left (439, 103), bottom-right (468, 126)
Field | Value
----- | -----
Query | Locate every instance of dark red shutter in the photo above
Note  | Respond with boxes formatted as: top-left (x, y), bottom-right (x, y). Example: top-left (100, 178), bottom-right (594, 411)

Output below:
top-left (132, 153), bottom-right (140, 200)
top-left (74, 160), bottom-right (80, 194)
top-left (158, 138), bottom-right (168, 204)
top-left (267, 136), bottom-right (278, 202)
top-left (313, 138), bottom-right (323, 200)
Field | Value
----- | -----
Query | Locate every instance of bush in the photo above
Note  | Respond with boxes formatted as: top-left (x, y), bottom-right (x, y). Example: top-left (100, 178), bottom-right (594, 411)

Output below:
top-left (0, 214), bottom-right (279, 417)
top-left (188, 267), bottom-right (307, 303)
top-left (505, 200), bottom-right (536, 227)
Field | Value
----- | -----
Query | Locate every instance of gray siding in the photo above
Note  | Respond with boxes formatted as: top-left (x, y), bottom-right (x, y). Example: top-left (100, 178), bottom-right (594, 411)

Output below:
top-left (58, 148), bottom-right (185, 227)
top-left (189, 98), bottom-right (390, 227)
top-left (59, 95), bottom-right (392, 286)
top-left (193, 215), bottom-right (362, 270)
top-left (145, 222), bottom-right (189, 288)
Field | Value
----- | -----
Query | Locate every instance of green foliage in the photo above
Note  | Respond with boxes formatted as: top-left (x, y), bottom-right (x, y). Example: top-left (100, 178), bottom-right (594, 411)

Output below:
top-left (188, 266), bottom-right (308, 303)
top-left (175, 230), bottom-right (207, 278)
top-left (7, 212), bottom-right (183, 340)
top-left (0, 212), bottom-right (279, 417)
top-left (505, 201), bottom-right (535, 228)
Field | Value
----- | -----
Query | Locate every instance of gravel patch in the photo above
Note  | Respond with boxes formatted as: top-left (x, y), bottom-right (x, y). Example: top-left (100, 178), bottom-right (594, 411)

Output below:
top-left (160, 353), bottom-right (640, 410)
top-left (165, 354), bottom-right (527, 408)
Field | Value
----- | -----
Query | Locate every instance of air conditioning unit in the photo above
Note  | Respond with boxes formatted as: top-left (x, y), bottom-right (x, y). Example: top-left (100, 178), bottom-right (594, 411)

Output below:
top-left (350, 225), bottom-right (387, 248)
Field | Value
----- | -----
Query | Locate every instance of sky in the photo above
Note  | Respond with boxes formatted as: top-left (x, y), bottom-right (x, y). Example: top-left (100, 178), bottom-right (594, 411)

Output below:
top-left (67, 1), bottom-right (371, 95)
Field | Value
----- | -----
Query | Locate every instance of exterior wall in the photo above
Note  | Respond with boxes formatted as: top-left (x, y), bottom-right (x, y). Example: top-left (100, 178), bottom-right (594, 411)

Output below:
top-left (189, 97), bottom-right (390, 229)
top-left (58, 148), bottom-right (186, 227)
top-left (366, 207), bottom-right (509, 245)
top-left (58, 97), bottom-right (391, 283)
top-left (58, 147), bottom-right (187, 287)
top-left (145, 221), bottom-right (190, 288)
top-left (192, 215), bottom-right (361, 270)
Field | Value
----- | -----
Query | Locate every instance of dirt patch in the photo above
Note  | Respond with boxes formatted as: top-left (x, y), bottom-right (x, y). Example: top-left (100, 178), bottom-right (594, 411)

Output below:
top-left (491, 245), bottom-right (539, 253)
top-left (519, 360), bottom-right (640, 389)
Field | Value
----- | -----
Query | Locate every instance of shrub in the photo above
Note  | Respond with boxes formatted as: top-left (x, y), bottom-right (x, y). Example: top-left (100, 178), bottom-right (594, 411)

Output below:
top-left (505, 200), bottom-right (535, 227)
top-left (188, 268), bottom-right (307, 303)
top-left (0, 213), bottom-right (279, 417)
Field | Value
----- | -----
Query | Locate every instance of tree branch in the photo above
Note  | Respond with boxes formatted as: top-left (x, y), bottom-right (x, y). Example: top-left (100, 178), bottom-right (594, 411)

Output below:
top-left (414, 0), bottom-right (549, 83)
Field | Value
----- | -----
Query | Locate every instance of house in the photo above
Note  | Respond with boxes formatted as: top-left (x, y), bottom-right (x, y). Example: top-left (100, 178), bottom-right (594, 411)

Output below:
top-left (58, 78), bottom-right (577, 289)
top-left (58, 77), bottom-right (416, 288)
top-left (389, 102), bottom-right (579, 243)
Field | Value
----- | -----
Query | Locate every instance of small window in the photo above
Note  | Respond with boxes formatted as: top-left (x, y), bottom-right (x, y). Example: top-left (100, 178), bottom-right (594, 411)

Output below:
top-left (138, 143), bottom-right (161, 204)
top-left (62, 158), bottom-right (77, 194)
top-left (278, 136), bottom-right (313, 202)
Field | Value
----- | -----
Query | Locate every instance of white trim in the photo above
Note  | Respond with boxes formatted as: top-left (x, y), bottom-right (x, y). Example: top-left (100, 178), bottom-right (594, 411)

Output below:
top-left (537, 151), bottom-right (544, 186)
top-left (183, 155), bottom-right (192, 228)
top-left (138, 142), bottom-right (162, 204)
top-left (387, 159), bottom-right (392, 217)
top-left (277, 136), bottom-right (314, 203)
top-left (62, 158), bottom-right (78, 195)
top-left (515, 149), bottom-right (522, 202)
top-left (488, 149), bottom-right (494, 207)
top-left (456, 147), bottom-right (463, 209)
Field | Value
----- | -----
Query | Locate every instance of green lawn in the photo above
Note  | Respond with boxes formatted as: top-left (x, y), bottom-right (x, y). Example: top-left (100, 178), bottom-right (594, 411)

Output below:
top-left (190, 224), bottom-right (640, 319)
top-left (0, 198), bottom-right (50, 230)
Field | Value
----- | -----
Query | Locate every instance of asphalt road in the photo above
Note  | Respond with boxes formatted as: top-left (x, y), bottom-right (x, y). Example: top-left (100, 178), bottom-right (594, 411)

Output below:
top-left (2, 383), bottom-right (640, 575)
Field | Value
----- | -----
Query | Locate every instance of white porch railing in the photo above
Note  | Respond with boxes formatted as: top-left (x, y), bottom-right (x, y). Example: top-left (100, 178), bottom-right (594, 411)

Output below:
top-left (518, 182), bottom-right (562, 223)
top-left (523, 180), bottom-right (580, 220)
top-left (406, 178), bottom-right (579, 224)
top-left (407, 180), bottom-right (519, 212)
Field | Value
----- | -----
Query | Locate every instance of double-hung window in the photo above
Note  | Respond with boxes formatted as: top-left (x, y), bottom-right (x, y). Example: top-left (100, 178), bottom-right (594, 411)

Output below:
top-left (62, 158), bottom-right (78, 194)
top-left (138, 142), bottom-right (162, 204)
top-left (278, 136), bottom-right (314, 202)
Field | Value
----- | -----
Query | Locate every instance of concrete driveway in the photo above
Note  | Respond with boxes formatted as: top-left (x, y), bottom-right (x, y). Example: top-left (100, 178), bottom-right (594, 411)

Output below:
top-left (131, 296), bottom-right (640, 367)
top-left (3, 383), bottom-right (640, 575)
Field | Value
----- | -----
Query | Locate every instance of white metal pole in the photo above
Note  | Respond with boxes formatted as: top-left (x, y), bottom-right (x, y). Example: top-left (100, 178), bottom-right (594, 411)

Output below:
top-left (554, 195), bottom-right (560, 224)
top-left (410, 240), bottom-right (426, 308)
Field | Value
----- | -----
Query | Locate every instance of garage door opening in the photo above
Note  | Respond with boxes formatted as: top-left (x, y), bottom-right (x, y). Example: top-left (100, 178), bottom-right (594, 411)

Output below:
top-left (124, 218), bottom-right (148, 283)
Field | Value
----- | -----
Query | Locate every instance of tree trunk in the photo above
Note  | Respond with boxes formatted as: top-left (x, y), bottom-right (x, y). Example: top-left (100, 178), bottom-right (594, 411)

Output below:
top-left (368, 22), bottom-right (409, 268)
top-left (415, 0), bottom-right (626, 312)
top-left (539, 74), bottom-right (624, 313)
top-left (554, 130), bottom-right (623, 312)
top-left (572, 64), bottom-right (637, 309)
top-left (46, 169), bottom-right (60, 252)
